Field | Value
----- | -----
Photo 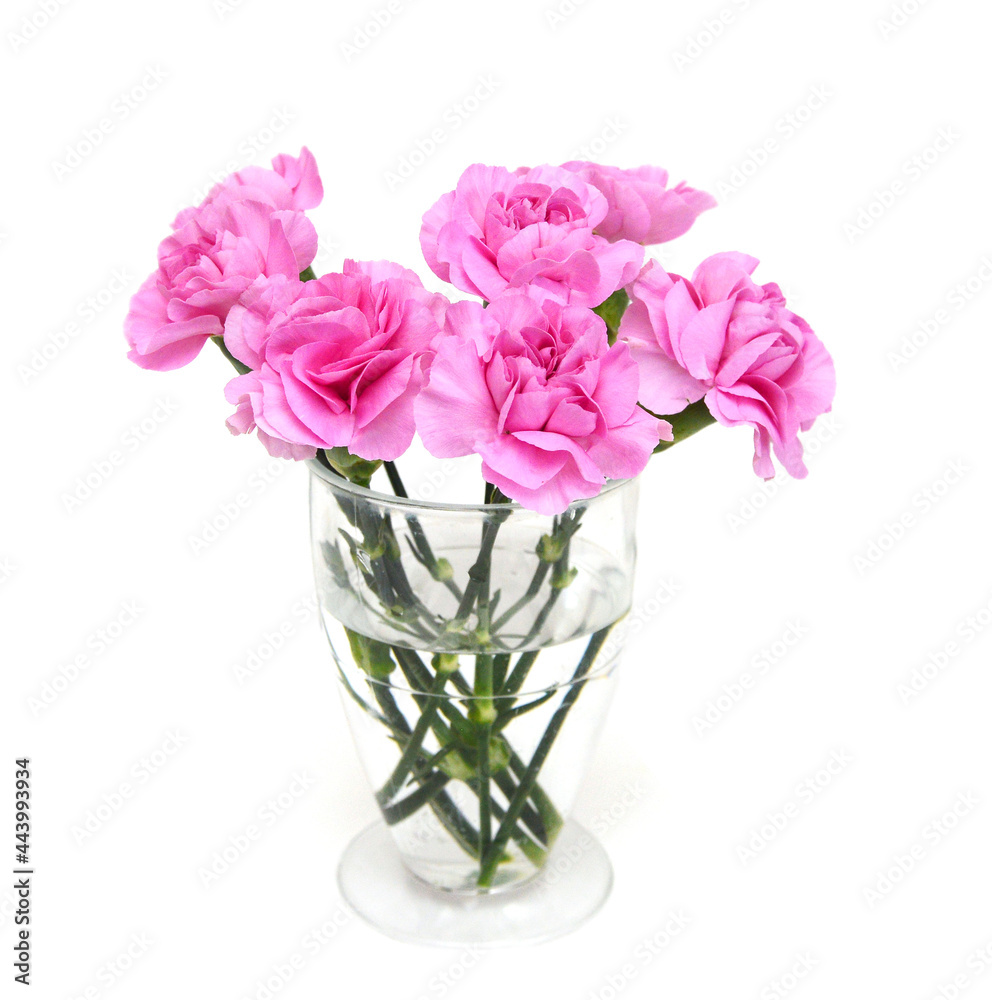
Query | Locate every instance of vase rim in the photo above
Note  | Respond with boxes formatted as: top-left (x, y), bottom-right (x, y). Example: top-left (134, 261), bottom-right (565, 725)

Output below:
top-left (306, 459), bottom-right (634, 515)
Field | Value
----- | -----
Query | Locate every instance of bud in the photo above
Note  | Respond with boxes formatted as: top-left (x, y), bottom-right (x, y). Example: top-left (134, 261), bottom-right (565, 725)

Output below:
top-left (345, 629), bottom-right (395, 679)
top-left (364, 539), bottom-right (386, 560)
top-left (323, 446), bottom-right (381, 487)
top-left (469, 701), bottom-right (498, 726)
top-left (430, 557), bottom-right (454, 582)
top-left (383, 529), bottom-right (401, 562)
top-left (551, 565), bottom-right (578, 590)
top-left (433, 652), bottom-right (460, 674)
top-left (537, 533), bottom-right (566, 562)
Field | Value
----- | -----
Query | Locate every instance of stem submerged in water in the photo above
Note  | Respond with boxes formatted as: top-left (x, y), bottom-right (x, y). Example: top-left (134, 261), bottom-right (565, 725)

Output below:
top-left (477, 624), bottom-right (613, 888)
top-left (329, 465), bottom-right (612, 887)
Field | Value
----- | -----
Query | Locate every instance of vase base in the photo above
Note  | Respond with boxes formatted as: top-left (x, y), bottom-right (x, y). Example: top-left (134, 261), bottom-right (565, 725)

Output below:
top-left (337, 819), bottom-right (613, 947)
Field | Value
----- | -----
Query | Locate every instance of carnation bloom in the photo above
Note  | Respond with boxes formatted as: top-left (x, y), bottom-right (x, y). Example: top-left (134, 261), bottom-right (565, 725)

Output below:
top-left (562, 162), bottom-right (716, 245)
top-left (172, 147), bottom-right (323, 228)
top-left (224, 261), bottom-right (447, 462)
top-left (420, 164), bottom-right (644, 308)
top-left (125, 149), bottom-right (322, 371)
top-left (415, 294), bottom-right (670, 515)
top-left (620, 253), bottom-right (836, 478)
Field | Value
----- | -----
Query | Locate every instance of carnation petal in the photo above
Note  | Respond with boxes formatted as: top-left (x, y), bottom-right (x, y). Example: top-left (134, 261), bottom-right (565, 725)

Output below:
top-left (586, 407), bottom-right (668, 480)
top-left (791, 331), bottom-right (836, 429)
top-left (628, 339), bottom-right (707, 414)
top-left (271, 146), bottom-right (324, 211)
top-left (415, 337), bottom-right (498, 458)
top-left (420, 190), bottom-right (457, 282)
top-left (691, 252), bottom-right (760, 304)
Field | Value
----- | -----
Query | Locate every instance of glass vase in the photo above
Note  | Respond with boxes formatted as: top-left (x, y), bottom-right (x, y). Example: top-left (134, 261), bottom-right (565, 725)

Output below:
top-left (309, 461), bottom-right (638, 944)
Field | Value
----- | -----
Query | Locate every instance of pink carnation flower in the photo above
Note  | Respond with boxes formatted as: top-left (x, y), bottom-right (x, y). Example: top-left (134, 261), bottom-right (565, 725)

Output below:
top-left (172, 147), bottom-right (323, 228)
top-left (415, 294), bottom-right (670, 515)
top-left (562, 162), bottom-right (716, 245)
top-left (620, 253), bottom-right (836, 479)
top-left (420, 164), bottom-right (644, 308)
top-left (224, 261), bottom-right (447, 462)
top-left (125, 149), bottom-right (323, 371)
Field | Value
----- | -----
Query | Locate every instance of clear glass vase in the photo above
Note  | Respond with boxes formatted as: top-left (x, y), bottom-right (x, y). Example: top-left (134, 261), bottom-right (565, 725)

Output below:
top-left (309, 461), bottom-right (638, 944)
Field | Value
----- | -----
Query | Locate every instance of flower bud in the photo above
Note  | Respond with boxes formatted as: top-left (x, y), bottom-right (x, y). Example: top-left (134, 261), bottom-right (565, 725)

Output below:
top-left (430, 557), bottom-right (454, 582)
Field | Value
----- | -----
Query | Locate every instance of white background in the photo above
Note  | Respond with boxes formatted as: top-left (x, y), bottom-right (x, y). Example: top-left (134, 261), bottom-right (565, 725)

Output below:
top-left (3, 0), bottom-right (991, 996)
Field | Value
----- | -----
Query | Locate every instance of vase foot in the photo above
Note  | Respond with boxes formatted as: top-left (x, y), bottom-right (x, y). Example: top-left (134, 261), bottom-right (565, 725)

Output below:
top-left (337, 819), bottom-right (613, 947)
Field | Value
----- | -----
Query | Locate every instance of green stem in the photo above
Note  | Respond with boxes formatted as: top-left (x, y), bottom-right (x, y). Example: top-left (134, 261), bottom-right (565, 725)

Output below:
top-left (376, 659), bottom-right (455, 806)
top-left (472, 654), bottom-right (495, 856)
top-left (491, 653), bottom-right (511, 692)
top-left (384, 461), bottom-right (408, 498)
top-left (381, 771), bottom-right (450, 825)
top-left (467, 779), bottom-right (547, 867)
top-left (391, 649), bottom-right (551, 848)
top-left (490, 563), bottom-right (550, 633)
top-left (453, 516), bottom-right (502, 625)
top-left (652, 399), bottom-right (717, 452)
top-left (211, 334), bottom-right (251, 375)
top-left (477, 625), bottom-right (613, 887)
top-left (507, 755), bottom-right (562, 844)
top-left (501, 650), bottom-right (540, 699)
top-left (385, 461), bottom-right (465, 603)
top-left (362, 672), bottom-right (482, 858)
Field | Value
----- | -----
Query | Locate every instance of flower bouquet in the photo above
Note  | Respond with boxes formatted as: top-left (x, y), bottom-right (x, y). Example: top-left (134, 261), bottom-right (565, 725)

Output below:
top-left (126, 149), bottom-right (835, 944)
